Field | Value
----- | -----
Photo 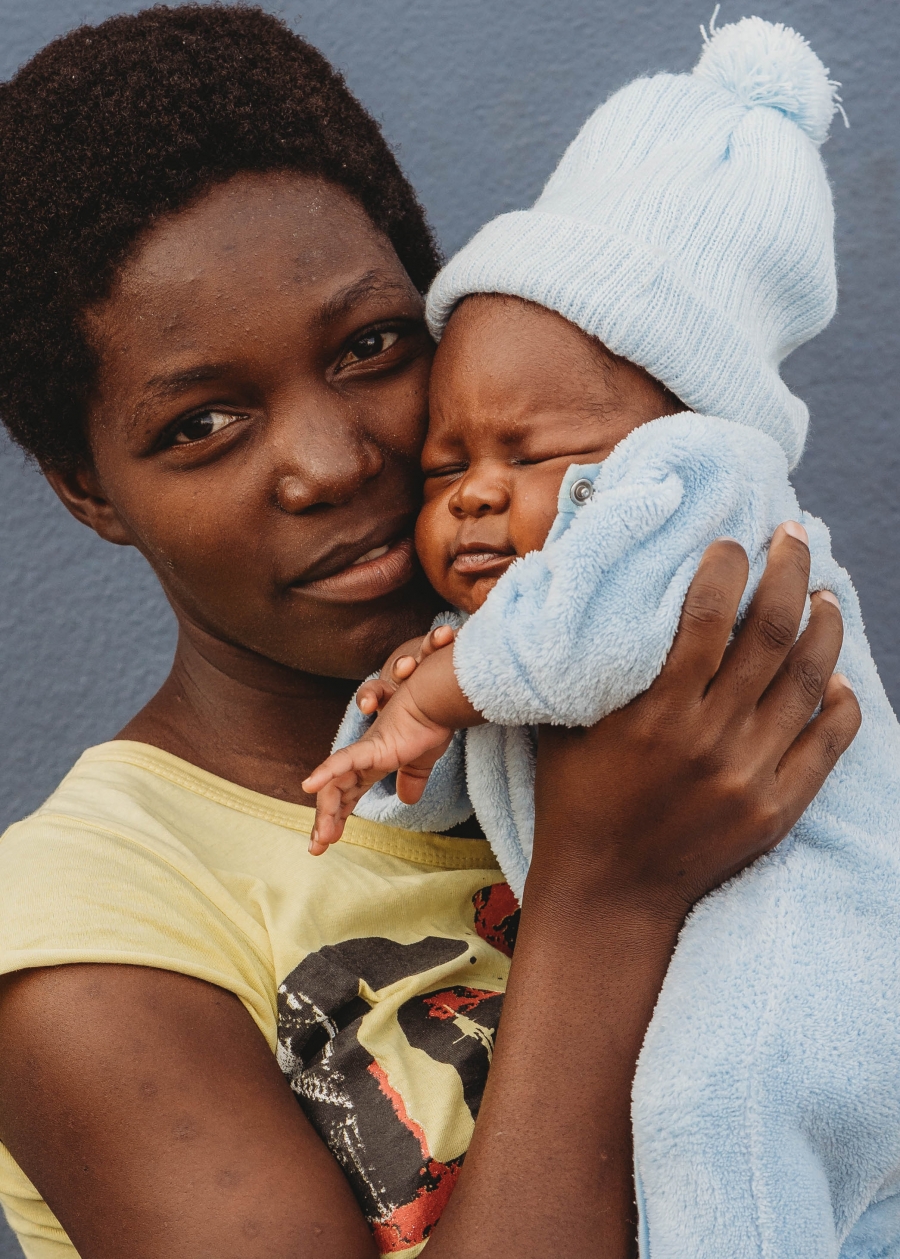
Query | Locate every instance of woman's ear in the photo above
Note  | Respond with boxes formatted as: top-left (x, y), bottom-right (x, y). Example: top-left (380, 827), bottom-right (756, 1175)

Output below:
top-left (42, 463), bottom-right (134, 547)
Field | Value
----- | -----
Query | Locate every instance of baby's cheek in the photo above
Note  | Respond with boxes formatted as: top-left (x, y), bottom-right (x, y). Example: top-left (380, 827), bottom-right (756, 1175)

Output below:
top-left (509, 471), bottom-right (566, 555)
top-left (414, 500), bottom-right (455, 595)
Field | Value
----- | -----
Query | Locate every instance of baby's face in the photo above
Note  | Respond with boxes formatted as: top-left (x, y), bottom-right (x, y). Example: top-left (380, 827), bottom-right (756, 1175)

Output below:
top-left (416, 295), bottom-right (679, 613)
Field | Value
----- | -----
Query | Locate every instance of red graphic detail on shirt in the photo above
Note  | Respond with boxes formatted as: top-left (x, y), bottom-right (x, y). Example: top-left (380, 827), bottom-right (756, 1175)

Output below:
top-left (422, 987), bottom-right (500, 1020)
top-left (367, 1060), bottom-right (463, 1252)
top-left (277, 933), bottom-right (510, 1255)
top-left (472, 882), bottom-right (520, 957)
top-left (367, 1060), bottom-right (430, 1158)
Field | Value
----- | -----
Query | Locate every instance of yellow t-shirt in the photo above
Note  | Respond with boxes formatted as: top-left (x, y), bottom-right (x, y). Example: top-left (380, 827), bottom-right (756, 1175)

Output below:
top-left (0, 742), bottom-right (519, 1259)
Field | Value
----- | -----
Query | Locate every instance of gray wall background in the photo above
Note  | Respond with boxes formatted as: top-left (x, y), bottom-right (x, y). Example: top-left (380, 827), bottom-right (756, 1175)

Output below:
top-left (5, 0), bottom-right (898, 843)
top-left (0, 0), bottom-right (896, 1253)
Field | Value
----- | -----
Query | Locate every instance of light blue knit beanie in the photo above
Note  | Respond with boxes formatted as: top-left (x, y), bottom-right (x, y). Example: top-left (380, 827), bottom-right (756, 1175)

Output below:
top-left (425, 15), bottom-right (845, 468)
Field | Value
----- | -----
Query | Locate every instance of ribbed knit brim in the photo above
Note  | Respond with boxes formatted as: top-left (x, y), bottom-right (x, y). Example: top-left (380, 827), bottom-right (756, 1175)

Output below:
top-left (426, 210), bottom-right (812, 468)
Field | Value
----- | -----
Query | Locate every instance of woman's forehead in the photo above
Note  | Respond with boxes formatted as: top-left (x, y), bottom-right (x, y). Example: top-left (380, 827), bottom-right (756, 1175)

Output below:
top-left (96, 172), bottom-right (403, 313)
top-left (81, 171), bottom-right (420, 391)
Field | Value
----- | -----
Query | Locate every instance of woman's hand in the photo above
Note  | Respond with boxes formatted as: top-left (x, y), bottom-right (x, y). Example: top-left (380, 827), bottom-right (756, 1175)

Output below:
top-left (530, 523), bottom-right (859, 918)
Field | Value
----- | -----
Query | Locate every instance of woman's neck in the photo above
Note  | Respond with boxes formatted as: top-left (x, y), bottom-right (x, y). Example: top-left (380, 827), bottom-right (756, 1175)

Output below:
top-left (117, 625), bottom-right (357, 805)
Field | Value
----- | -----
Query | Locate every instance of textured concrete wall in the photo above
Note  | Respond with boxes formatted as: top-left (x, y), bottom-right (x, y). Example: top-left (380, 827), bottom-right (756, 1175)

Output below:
top-left (0, 0), bottom-right (896, 829)
top-left (0, 0), bottom-right (897, 1251)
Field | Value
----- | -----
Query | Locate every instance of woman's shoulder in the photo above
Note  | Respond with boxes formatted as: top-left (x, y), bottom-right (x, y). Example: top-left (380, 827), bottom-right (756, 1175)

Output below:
top-left (0, 740), bottom-right (506, 1047)
top-left (0, 741), bottom-right (285, 1039)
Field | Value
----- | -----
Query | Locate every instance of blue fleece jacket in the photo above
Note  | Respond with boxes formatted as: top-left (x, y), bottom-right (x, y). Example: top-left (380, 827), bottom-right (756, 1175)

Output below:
top-left (334, 412), bottom-right (900, 1257)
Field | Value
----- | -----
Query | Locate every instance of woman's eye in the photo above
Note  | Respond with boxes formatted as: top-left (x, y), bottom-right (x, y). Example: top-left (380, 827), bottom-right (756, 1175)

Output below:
top-left (340, 328), bottom-right (400, 367)
top-left (172, 410), bottom-right (241, 445)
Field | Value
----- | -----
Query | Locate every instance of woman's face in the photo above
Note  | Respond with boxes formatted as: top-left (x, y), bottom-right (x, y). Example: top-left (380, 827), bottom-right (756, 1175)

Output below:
top-left (76, 172), bottom-right (440, 679)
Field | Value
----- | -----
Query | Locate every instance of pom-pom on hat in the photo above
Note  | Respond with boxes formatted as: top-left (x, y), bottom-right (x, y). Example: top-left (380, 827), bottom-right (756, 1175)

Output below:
top-left (426, 14), bottom-right (845, 468)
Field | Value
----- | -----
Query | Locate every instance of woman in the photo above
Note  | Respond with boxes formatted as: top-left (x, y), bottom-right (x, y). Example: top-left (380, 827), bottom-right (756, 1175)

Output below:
top-left (0, 8), bottom-right (859, 1259)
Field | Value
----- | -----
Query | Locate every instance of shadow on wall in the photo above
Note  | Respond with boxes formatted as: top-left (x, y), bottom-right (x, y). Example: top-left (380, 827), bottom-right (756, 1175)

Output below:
top-left (0, 437), bottom-right (176, 830)
top-left (0, 0), bottom-right (897, 828)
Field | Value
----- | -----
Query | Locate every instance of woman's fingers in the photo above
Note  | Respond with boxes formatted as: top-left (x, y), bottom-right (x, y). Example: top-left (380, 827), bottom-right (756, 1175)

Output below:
top-left (757, 590), bottom-right (844, 737)
top-left (773, 671), bottom-right (861, 824)
top-left (658, 538), bottom-right (748, 699)
top-left (714, 522), bottom-right (811, 706)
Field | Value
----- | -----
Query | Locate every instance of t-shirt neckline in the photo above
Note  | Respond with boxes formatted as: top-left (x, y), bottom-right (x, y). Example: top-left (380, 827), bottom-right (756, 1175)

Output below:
top-left (75, 740), bottom-right (500, 872)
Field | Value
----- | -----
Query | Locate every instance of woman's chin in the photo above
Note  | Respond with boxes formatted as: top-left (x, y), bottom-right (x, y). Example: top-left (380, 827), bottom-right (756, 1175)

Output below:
top-left (272, 579), bottom-right (444, 680)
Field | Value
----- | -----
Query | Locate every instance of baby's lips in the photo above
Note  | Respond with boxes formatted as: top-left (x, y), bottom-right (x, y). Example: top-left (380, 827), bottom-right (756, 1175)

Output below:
top-left (451, 550), bottom-right (517, 576)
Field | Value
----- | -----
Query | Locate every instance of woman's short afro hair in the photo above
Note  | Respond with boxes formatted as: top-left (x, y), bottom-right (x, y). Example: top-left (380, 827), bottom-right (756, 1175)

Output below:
top-left (0, 3), bottom-right (441, 471)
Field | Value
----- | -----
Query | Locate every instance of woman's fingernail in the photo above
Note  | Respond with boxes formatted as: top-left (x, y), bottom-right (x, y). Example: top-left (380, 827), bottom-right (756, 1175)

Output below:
top-left (816, 590), bottom-right (840, 608)
top-left (782, 520), bottom-right (809, 545)
top-left (832, 672), bottom-right (852, 689)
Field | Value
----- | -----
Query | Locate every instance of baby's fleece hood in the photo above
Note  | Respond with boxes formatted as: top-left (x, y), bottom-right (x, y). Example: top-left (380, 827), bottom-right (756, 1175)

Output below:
top-left (425, 15), bottom-right (845, 469)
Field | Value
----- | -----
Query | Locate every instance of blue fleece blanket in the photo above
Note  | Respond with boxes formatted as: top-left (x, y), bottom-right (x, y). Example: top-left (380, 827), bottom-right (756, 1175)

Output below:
top-left (334, 412), bottom-right (900, 1257)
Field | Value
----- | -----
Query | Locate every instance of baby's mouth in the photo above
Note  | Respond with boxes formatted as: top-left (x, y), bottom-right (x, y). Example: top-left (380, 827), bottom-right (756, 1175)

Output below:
top-left (451, 544), bottom-right (517, 577)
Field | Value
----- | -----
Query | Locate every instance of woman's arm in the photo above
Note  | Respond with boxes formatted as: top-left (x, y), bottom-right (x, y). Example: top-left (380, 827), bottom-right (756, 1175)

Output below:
top-left (0, 529), bottom-right (859, 1259)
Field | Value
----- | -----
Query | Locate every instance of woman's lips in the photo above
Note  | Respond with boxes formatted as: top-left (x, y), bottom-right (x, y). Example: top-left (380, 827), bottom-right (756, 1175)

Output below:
top-left (294, 537), bottom-right (416, 603)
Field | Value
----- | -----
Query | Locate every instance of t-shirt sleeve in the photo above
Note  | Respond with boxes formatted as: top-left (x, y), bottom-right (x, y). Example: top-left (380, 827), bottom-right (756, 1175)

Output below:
top-left (0, 812), bottom-right (277, 1045)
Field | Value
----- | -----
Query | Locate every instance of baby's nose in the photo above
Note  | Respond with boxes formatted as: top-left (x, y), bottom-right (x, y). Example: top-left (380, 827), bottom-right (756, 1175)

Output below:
top-left (450, 472), bottom-right (511, 518)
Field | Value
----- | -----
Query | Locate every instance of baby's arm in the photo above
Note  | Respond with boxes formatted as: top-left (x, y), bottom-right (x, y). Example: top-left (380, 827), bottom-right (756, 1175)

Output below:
top-left (302, 643), bottom-right (484, 853)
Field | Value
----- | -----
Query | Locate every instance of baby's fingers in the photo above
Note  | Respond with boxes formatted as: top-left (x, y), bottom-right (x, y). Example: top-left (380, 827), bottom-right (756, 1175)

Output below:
top-left (389, 627), bottom-right (457, 684)
top-left (357, 679), bottom-right (395, 715)
top-left (418, 624), bottom-right (456, 661)
top-left (391, 655), bottom-right (418, 683)
top-left (309, 770), bottom-right (367, 853)
top-left (396, 766), bottom-right (432, 806)
top-left (308, 781), bottom-right (347, 853)
top-left (302, 743), bottom-right (379, 795)
top-left (395, 734), bottom-right (454, 805)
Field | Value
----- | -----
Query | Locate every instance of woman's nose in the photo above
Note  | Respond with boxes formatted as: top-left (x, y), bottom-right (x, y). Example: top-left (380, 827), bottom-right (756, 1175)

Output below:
top-left (449, 468), bottom-right (511, 519)
top-left (273, 407), bottom-right (384, 514)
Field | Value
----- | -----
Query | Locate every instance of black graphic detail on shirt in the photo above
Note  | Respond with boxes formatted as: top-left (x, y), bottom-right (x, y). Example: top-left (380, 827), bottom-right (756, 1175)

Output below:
top-left (276, 903), bottom-right (516, 1253)
top-left (277, 936), bottom-right (466, 1070)
top-left (397, 986), bottom-right (504, 1121)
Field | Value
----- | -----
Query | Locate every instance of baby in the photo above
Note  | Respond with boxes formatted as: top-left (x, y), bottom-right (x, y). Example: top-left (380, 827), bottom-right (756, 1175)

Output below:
top-left (306, 17), bottom-right (900, 1257)
top-left (303, 294), bottom-right (686, 848)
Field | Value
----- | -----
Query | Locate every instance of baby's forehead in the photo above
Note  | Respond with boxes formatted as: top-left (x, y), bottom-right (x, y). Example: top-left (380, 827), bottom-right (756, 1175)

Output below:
top-left (431, 298), bottom-right (616, 417)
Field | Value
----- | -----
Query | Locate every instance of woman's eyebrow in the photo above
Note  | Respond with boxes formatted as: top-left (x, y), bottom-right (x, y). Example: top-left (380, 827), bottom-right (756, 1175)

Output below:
top-left (142, 364), bottom-right (228, 397)
top-left (125, 365), bottom-right (228, 435)
top-left (313, 270), bottom-right (418, 329)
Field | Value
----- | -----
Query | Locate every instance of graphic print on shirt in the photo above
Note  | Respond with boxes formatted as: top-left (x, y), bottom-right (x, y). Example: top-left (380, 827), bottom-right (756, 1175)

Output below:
top-left (276, 885), bottom-right (520, 1254)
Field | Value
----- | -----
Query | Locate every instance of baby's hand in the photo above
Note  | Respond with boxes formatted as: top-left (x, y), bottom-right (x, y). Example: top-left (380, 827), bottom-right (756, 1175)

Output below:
top-left (356, 623), bottom-right (457, 716)
top-left (302, 682), bottom-right (455, 855)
